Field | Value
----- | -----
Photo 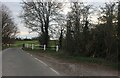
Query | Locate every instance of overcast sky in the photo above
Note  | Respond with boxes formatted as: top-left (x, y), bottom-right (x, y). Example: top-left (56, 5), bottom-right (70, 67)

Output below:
top-left (1, 0), bottom-right (117, 39)
top-left (2, 2), bottom-right (38, 39)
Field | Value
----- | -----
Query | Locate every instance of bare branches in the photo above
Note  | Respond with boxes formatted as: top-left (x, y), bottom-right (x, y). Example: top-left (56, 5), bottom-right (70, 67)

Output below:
top-left (1, 4), bottom-right (18, 44)
top-left (21, 1), bottom-right (63, 46)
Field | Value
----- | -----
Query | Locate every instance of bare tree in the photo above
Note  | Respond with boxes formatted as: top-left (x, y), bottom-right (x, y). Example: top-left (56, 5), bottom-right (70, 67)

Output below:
top-left (65, 2), bottom-right (85, 55)
top-left (20, 0), bottom-right (62, 47)
top-left (0, 3), bottom-right (1, 31)
top-left (97, 2), bottom-right (117, 60)
top-left (117, 1), bottom-right (120, 62)
top-left (1, 4), bottom-right (18, 45)
top-left (65, 12), bottom-right (75, 55)
top-left (51, 14), bottom-right (66, 49)
top-left (117, 1), bottom-right (120, 38)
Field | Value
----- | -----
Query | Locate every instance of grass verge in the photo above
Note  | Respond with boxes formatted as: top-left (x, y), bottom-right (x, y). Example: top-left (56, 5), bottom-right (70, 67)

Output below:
top-left (23, 48), bottom-right (119, 70)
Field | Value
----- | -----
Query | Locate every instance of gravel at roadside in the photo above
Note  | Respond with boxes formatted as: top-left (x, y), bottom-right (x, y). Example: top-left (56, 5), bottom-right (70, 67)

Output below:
top-left (26, 51), bottom-right (119, 76)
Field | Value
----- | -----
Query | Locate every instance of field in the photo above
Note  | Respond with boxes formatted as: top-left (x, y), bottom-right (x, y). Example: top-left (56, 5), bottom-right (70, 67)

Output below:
top-left (14, 40), bottom-right (39, 47)
top-left (6, 40), bottom-right (57, 51)
top-left (2, 40), bottom-right (39, 49)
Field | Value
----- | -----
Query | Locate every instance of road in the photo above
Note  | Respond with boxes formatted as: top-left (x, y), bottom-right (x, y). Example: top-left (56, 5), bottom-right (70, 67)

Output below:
top-left (0, 51), bottom-right (2, 77)
top-left (2, 48), bottom-right (60, 76)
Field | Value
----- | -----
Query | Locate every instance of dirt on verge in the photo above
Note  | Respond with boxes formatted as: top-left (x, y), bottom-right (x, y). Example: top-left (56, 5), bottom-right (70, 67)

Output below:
top-left (27, 51), bottom-right (119, 76)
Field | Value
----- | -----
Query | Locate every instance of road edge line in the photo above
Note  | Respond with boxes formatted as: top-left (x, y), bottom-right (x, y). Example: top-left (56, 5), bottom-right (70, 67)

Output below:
top-left (34, 57), bottom-right (60, 75)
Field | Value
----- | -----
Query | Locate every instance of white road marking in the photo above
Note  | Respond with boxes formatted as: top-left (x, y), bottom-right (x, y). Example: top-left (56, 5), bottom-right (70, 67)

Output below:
top-left (34, 58), bottom-right (39, 61)
top-left (27, 53), bottom-right (30, 55)
top-left (26, 52), bottom-right (33, 56)
top-left (50, 67), bottom-right (60, 75)
top-left (34, 57), bottom-right (60, 75)
top-left (34, 58), bottom-right (48, 66)
top-left (27, 52), bottom-right (60, 75)
top-left (2, 48), bottom-right (11, 52)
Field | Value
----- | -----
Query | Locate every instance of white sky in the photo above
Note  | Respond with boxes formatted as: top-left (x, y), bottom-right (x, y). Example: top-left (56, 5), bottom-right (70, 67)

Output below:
top-left (0, 0), bottom-right (118, 2)
top-left (1, 0), bottom-right (117, 39)
top-left (2, 2), bottom-right (38, 39)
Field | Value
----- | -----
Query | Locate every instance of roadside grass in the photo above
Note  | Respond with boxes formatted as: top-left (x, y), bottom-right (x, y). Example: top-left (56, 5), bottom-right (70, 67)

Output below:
top-left (24, 48), bottom-right (119, 70)
top-left (2, 46), bottom-right (9, 50)
top-left (48, 40), bottom-right (58, 47)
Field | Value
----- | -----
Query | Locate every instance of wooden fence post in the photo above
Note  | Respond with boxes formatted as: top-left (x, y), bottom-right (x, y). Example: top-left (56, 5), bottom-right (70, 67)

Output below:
top-left (56, 45), bottom-right (59, 52)
top-left (25, 44), bottom-right (26, 48)
top-left (44, 45), bottom-right (46, 51)
top-left (32, 44), bottom-right (34, 50)
top-left (26, 44), bottom-right (28, 48)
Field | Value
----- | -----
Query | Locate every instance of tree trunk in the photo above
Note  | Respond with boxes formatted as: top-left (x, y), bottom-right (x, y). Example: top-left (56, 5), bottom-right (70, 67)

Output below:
top-left (118, 2), bottom-right (120, 38)
top-left (44, 17), bottom-right (49, 47)
top-left (59, 29), bottom-right (63, 49)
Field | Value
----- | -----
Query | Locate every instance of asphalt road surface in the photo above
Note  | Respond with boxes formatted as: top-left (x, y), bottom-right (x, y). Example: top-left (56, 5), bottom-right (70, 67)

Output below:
top-left (2, 48), bottom-right (60, 76)
top-left (0, 52), bottom-right (2, 77)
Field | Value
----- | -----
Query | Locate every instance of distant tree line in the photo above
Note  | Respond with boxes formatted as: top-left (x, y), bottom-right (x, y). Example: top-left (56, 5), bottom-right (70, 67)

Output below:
top-left (16, 37), bottom-right (39, 41)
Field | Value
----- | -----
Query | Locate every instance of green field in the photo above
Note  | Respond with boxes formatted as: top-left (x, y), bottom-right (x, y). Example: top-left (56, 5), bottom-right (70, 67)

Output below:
top-left (15, 40), bottom-right (39, 47)
top-left (1, 40), bottom-right (39, 49)
top-left (2, 40), bottom-right (58, 50)
top-left (8, 40), bottom-right (57, 50)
